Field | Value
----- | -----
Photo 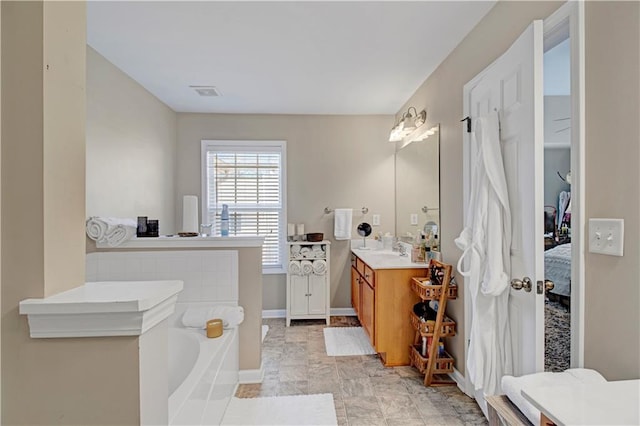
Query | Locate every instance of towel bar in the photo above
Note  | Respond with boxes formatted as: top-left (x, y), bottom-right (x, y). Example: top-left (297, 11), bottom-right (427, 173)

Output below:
top-left (324, 207), bottom-right (368, 215)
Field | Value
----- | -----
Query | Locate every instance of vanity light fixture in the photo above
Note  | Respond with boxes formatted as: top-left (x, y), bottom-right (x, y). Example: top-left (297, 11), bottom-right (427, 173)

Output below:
top-left (389, 107), bottom-right (427, 142)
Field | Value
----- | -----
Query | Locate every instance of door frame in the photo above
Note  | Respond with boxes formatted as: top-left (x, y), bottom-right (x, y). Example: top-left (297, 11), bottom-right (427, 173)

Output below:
top-left (460, 1), bottom-right (585, 397)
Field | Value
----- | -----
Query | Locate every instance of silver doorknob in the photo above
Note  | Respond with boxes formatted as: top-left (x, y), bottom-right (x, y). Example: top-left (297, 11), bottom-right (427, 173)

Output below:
top-left (545, 280), bottom-right (555, 291)
top-left (510, 277), bottom-right (533, 292)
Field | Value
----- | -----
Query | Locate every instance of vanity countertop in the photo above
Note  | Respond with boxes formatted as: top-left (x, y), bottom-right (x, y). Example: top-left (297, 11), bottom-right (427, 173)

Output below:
top-left (351, 248), bottom-right (430, 270)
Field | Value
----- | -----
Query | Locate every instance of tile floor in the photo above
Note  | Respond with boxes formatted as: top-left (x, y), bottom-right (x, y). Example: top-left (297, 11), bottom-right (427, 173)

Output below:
top-left (235, 317), bottom-right (487, 426)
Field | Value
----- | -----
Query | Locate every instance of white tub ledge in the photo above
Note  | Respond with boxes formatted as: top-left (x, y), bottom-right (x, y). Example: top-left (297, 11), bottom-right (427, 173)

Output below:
top-left (19, 280), bottom-right (184, 338)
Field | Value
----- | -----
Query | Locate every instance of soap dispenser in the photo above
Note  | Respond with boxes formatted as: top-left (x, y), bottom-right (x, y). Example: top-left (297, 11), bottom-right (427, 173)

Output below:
top-left (220, 204), bottom-right (229, 237)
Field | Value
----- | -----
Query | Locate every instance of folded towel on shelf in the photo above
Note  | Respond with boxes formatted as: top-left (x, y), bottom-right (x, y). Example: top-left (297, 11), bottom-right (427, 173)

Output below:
top-left (312, 259), bottom-right (327, 275)
top-left (86, 217), bottom-right (137, 247)
top-left (333, 208), bottom-right (352, 240)
top-left (300, 260), bottom-right (313, 275)
top-left (288, 260), bottom-right (302, 275)
top-left (182, 305), bottom-right (245, 329)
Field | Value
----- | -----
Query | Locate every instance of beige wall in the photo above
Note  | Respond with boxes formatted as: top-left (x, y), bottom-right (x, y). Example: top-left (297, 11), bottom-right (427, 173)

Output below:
top-left (176, 114), bottom-right (396, 311)
top-left (87, 47), bottom-right (177, 234)
top-left (396, 1), bottom-right (564, 370)
top-left (399, 0), bottom-right (640, 380)
top-left (1, 2), bottom-right (143, 424)
top-left (583, 1), bottom-right (639, 380)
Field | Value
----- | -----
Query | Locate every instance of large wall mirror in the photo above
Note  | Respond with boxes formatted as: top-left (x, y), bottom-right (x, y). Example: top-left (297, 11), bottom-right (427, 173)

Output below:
top-left (395, 124), bottom-right (440, 248)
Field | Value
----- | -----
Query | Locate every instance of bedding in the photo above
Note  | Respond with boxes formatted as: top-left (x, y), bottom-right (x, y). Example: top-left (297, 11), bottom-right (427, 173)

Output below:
top-left (544, 243), bottom-right (571, 297)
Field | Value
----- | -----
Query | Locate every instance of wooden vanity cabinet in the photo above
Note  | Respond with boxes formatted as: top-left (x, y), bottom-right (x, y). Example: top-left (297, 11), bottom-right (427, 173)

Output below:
top-left (350, 253), bottom-right (427, 366)
top-left (350, 254), bottom-right (360, 319)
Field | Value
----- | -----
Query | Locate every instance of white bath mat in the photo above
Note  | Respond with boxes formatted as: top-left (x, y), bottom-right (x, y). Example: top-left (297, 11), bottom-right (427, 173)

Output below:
top-left (261, 325), bottom-right (269, 342)
top-left (323, 327), bottom-right (376, 356)
top-left (221, 393), bottom-right (337, 425)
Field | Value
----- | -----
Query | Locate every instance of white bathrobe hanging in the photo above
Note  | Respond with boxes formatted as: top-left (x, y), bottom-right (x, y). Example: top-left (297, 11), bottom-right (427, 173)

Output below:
top-left (455, 113), bottom-right (513, 396)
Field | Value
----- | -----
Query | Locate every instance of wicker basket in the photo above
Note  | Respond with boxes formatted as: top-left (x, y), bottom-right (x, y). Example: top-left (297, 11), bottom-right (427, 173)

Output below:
top-left (411, 277), bottom-right (458, 300)
top-left (409, 311), bottom-right (456, 337)
top-left (306, 233), bottom-right (324, 242)
top-left (409, 345), bottom-right (454, 374)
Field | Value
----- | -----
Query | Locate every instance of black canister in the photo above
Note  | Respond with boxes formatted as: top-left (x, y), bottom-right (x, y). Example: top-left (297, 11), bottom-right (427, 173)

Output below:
top-left (137, 216), bottom-right (148, 237)
top-left (146, 220), bottom-right (159, 237)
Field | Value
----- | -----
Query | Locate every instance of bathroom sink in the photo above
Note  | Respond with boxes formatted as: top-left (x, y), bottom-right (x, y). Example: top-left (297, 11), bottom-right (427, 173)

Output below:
top-left (352, 248), bottom-right (426, 270)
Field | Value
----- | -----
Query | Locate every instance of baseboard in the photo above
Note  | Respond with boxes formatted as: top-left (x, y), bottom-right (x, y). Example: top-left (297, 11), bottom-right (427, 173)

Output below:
top-left (262, 308), bottom-right (356, 319)
top-left (239, 363), bottom-right (265, 384)
top-left (330, 307), bottom-right (356, 316)
top-left (262, 309), bottom-right (286, 318)
top-left (449, 367), bottom-right (466, 394)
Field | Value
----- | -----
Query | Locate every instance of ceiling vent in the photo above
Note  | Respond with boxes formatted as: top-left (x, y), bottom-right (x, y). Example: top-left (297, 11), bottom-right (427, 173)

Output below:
top-left (190, 86), bottom-right (221, 97)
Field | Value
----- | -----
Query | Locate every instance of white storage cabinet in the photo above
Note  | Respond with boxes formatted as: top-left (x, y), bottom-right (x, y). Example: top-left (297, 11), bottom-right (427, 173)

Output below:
top-left (286, 241), bottom-right (330, 326)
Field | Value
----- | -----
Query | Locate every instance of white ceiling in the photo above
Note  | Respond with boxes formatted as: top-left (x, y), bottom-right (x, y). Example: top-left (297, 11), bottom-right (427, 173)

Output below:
top-left (87, 1), bottom-right (495, 115)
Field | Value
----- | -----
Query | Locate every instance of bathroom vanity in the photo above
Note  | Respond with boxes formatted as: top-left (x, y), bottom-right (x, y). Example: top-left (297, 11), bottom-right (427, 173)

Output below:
top-left (350, 248), bottom-right (428, 366)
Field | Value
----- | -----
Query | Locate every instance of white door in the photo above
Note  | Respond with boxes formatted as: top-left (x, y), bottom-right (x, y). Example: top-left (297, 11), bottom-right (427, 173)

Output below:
top-left (462, 20), bottom-right (545, 397)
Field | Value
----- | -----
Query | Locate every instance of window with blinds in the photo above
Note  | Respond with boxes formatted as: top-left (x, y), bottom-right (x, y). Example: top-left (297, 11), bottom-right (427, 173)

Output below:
top-left (201, 140), bottom-right (287, 273)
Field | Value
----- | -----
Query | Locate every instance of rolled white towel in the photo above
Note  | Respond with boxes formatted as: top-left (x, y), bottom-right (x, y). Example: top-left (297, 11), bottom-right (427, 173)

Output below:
top-left (86, 217), bottom-right (109, 241)
top-left (290, 245), bottom-right (301, 255)
top-left (312, 259), bottom-right (327, 275)
top-left (182, 305), bottom-right (245, 330)
top-left (289, 260), bottom-right (302, 275)
top-left (86, 217), bottom-right (137, 245)
top-left (300, 247), bottom-right (311, 258)
top-left (300, 260), bottom-right (313, 275)
top-left (104, 224), bottom-right (137, 247)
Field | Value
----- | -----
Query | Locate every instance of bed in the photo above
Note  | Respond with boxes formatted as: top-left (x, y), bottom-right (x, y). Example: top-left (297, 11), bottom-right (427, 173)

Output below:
top-left (544, 243), bottom-right (571, 297)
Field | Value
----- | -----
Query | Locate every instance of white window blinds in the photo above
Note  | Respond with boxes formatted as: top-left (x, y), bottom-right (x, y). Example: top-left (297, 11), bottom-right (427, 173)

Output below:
top-left (202, 141), bottom-right (286, 272)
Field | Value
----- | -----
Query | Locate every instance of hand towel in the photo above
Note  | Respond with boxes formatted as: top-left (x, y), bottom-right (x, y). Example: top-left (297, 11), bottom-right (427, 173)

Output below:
top-left (300, 260), bottom-right (313, 275)
top-left (334, 208), bottom-right (352, 240)
top-left (312, 259), bottom-right (327, 275)
top-left (182, 305), bottom-right (245, 329)
top-left (288, 260), bottom-right (302, 275)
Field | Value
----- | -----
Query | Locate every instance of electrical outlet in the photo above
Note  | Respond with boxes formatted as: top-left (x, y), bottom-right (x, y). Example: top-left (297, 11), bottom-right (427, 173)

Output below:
top-left (589, 218), bottom-right (624, 256)
top-left (410, 214), bottom-right (418, 225)
top-left (372, 214), bottom-right (380, 226)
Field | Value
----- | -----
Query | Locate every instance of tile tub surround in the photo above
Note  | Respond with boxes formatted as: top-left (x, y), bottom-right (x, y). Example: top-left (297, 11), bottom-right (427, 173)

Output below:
top-left (86, 243), bottom-right (264, 376)
top-left (236, 317), bottom-right (487, 426)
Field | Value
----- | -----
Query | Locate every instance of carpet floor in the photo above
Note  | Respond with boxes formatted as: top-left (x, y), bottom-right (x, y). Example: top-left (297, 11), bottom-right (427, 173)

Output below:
top-left (545, 298), bottom-right (571, 372)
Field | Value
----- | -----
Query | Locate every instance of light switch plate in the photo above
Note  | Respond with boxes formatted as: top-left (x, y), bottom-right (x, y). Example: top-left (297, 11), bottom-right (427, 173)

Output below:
top-left (410, 214), bottom-right (418, 225)
top-left (372, 214), bottom-right (380, 226)
top-left (589, 218), bottom-right (624, 256)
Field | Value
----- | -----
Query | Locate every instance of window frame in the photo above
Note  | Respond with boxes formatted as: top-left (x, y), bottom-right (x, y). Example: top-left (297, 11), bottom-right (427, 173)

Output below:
top-left (201, 140), bottom-right (287, 274)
